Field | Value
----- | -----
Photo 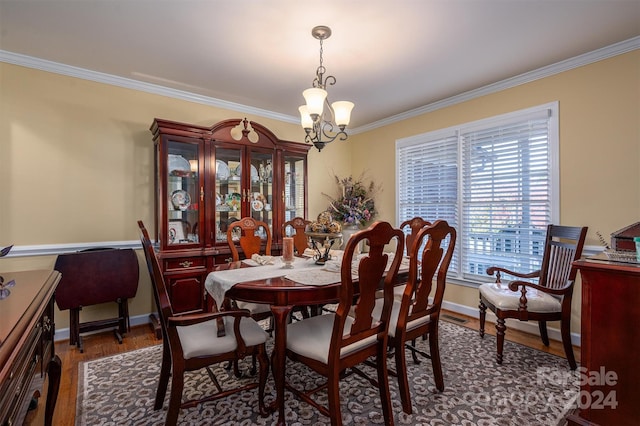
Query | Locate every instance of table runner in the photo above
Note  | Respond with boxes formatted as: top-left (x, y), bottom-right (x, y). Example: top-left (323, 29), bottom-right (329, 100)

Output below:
top-left (205, 256), bottom-right (336, 308)
top-left (205, 252), bottom-right (410, 309)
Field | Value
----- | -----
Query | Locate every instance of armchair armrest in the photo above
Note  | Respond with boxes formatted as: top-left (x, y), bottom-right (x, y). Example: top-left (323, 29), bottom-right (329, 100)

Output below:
top-left (505, 279), bottom-right (574, 311)
top-left (486, 266), bottom-right (540, 283)
top-left (167, 309), bottom-right (250, 327)
top-left (507, 280), bottom-right (573, 296)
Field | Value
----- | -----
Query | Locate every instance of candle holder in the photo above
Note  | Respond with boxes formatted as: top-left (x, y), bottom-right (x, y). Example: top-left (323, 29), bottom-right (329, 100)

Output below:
top-left (282, 257), bottom-right (294, 269)
top-left (282, 237), bottom-right (294, 269)
top-left (305, 232), bottom-right (342, 265)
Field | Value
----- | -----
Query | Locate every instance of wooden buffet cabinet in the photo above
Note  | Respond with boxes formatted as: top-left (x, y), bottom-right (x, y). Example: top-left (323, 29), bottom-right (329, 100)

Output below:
top-left (150, 118), bottom-right (310, 318)
top-left (568, 257), bottom-right (640, 426)
top-left (0, 270), bottom-right (61, 426)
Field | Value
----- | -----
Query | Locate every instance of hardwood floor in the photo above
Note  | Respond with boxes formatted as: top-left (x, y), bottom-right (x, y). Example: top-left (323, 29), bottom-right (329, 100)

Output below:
top-left (29, 310), bottom-right (579, 425)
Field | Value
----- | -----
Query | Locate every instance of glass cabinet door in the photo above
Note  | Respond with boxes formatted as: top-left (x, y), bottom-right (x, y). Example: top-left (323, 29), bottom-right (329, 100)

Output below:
top-left (214, 147), bottom-right (243, 245)
top-left (166, 140), bottom-right (200, 246)
top-left (248, 150), bottom-right (274, 240)
top-left (284, 154), bottom-right (306, 222)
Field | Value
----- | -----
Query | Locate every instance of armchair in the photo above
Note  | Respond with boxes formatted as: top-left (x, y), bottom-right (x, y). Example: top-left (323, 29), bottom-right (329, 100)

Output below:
top-left (479, 224), bottom-right (587, 369)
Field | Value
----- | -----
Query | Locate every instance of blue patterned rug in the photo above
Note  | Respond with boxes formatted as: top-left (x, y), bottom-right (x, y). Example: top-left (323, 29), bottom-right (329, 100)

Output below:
top-left (76, 320), bottom-right (579, 425)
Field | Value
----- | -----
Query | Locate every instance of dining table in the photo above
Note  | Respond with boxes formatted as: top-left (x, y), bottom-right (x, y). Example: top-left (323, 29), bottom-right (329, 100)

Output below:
top-left (204, 252), bottom-right (409, 426)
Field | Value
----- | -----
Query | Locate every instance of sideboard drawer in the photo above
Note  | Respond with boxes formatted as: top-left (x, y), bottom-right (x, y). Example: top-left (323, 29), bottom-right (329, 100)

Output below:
top-left (0, 314), bottom-right (42, 424)
top-left (164, 257), bottom-right (206, 271)
top-left (0, 270), bottom-right (61, 426)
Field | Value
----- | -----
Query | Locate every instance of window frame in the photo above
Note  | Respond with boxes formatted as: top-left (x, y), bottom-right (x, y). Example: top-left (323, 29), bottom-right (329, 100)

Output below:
top-left (395, 102), bottom-right (559, 287)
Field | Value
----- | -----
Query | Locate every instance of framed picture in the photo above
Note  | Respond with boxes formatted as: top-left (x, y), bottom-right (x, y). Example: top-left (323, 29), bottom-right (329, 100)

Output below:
top-left (168, 220), bottom-right (187, 244)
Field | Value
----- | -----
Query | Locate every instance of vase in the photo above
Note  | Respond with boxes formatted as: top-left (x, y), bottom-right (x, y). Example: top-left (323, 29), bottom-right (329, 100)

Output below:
top-left (340, 223), bottom-right (362, 252)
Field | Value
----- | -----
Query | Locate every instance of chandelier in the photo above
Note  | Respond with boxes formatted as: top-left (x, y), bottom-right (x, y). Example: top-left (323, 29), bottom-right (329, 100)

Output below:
top-left (299, 26), bottom-right (354, 152)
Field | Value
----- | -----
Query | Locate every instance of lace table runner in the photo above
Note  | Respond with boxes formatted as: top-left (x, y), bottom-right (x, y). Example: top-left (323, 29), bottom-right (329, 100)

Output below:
top-left (205, 252), bottom-right (410, 308)
top-left (205, 256), bottom-right (319, 308)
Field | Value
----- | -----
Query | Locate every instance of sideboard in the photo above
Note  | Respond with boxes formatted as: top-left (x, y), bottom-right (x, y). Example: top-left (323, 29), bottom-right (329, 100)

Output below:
top-left (567, 257), bottom-right (640, 426)
top-left (0, 269), bottom-right (62, 426)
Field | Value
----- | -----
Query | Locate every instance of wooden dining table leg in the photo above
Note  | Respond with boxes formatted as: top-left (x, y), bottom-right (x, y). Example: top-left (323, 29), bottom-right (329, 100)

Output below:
top-left (269, 304), bottom-right (293, 425)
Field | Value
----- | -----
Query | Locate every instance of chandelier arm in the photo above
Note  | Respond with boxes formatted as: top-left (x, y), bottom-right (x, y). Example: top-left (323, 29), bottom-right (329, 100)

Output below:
top-left (323, 75), bottom-right (336, 87)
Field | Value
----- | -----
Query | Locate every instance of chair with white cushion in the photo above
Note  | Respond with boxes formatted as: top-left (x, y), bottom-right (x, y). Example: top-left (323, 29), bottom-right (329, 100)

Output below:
top-left (138, 221), bottom-right (269, 425)
top-left (285, 221), bottom-right (404, 426)
top-left (479, 224), bottom-right (587, 369)
top-left (376, 219), bottom-right (456, 414)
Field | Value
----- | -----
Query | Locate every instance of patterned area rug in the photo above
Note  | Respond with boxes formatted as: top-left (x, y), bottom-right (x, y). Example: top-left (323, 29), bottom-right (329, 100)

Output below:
top-left (76, 320), bottom-right (579, 425)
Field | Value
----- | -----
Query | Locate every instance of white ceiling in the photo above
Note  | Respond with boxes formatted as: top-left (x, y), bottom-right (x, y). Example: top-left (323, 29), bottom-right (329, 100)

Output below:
top-left (1, 0), bottom-right (639, 129)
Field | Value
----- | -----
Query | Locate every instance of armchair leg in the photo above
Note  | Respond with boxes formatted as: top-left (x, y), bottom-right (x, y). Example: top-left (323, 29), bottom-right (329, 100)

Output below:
top-left (154, 340), bottom-right (171, 410)
top-left (560, 319), bottom-right (577, 370)
top-left (429, 326), bottom-right (444, 392)
top-left (495, 318), bottom-right (506, 364)
top-left (538, 321), bottom-right (550, 346)
top-left (166, 370), bottom-right (184, 425)
top-left (256, 346), bottom-right (270, 416)
top-left (394, 342), bottom-right (412, 414)
top-left (327, 370), bottom-right (342, 426)
top-left (376, 343), bottom-right (395, 426)
top-left (479, 301), bottom-right (487, 337)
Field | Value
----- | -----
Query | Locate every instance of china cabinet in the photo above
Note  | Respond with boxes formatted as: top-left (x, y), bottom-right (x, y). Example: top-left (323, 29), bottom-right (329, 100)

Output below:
top-left (150, 118), bottom-right (310, 315)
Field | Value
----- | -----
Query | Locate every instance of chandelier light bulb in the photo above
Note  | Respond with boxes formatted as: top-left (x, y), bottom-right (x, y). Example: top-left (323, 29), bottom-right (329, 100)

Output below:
top-left (298, 105), bottom-right (313, 129)
top-left (331, 101), bottom-right (354, 127)
top-left (303, 88), bottom-right (327, 118)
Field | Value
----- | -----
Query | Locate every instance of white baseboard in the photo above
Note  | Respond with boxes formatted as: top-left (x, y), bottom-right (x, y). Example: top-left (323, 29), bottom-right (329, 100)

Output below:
top-left (441, 300), bottom-right (581, 347)
top-left (53, 313), bottom-right (154, 342)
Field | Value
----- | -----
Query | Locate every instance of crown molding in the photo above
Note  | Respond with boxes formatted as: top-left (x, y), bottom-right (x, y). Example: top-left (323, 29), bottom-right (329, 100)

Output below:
top-left (352, 36), bottom-right (640, 134)
top-left (1, 36), bottom-right (638, 132)
top-left (0, 50), bottom-right (297, 124)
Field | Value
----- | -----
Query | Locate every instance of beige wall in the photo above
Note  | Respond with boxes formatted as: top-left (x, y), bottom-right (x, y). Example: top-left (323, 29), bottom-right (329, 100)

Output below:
top-left (1, 50), bottom-right (638, 339)
top-left (0, 62), bottom-right (350, 330)
top-left (350, 50), bottom-right (640, 335)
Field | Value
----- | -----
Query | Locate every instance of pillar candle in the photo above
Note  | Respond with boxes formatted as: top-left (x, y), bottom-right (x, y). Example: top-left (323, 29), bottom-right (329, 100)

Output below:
top-left (283, 237), bottom-right (294, 262)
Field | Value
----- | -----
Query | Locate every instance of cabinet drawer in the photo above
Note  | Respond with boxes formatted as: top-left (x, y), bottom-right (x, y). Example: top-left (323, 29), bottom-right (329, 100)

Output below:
top-left (0, 323), bottom-right (42, 424)
top-left (164, 257), bottom-right (206, 271)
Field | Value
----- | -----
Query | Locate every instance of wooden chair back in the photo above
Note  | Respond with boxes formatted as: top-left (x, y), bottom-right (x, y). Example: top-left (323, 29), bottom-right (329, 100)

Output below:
top-left (227, 217), bottom-right (272, 261)
top-left (333, 221), bottom-right (404, 362)
top-left (402, 220), bottom-right (456, 323)
top-left (400, 217), bottom-right (432, 257)
top-left (283, 217), bottom-right (311, 255)
top-left (538, 224), bottom-right (588, 291)
top-left (138, 221), bottom-right (174, 324)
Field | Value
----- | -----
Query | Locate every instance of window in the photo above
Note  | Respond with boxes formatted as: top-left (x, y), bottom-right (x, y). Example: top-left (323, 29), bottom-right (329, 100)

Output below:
top-left (396, 102), bottom-right (559, 285)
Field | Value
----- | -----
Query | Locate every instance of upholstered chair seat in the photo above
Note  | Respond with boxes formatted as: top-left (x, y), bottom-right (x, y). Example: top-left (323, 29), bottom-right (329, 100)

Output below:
top-left (479, 283), bottom-right (562, 313)
top-left (371, 298), bottom-right (432, 338)
top-left (177, 316), bottom-right (268, 359)
top-left (286, 314), bottom-right (378, 364)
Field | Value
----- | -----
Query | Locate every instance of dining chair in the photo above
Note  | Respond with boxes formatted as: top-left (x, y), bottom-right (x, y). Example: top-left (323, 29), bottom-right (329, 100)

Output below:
top-left (283, 217), bottom-right (315, 318)
top-left (226, 217), bottom-right (273, 321)
top-left (395, 217), bottom-right (433, 362)
top-left (283, 216), bottom-right (312, 255)
top-left (479, 224), bottom-right (588, 369)
top-left (285, 221), bottom-right (404, 426)
top-left (137, 221), bottom-right (269, 425)
top-left (393, 217), bottom-right (432, 298)
top-left (376, 219), bottom-right (456, 414)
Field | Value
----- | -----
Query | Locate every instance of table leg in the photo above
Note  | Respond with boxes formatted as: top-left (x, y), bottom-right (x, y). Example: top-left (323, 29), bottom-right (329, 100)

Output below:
top-left (269, 304), bottom-right (293, 426)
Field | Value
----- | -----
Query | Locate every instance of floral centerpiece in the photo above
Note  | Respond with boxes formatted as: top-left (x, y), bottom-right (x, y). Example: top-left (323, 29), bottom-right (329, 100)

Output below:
top-left (324, 173), bottom-right (380, 227)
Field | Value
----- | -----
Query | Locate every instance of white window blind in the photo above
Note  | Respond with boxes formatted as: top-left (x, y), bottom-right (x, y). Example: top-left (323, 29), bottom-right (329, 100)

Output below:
top-left (396, 102), bottom-right (558, 284)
